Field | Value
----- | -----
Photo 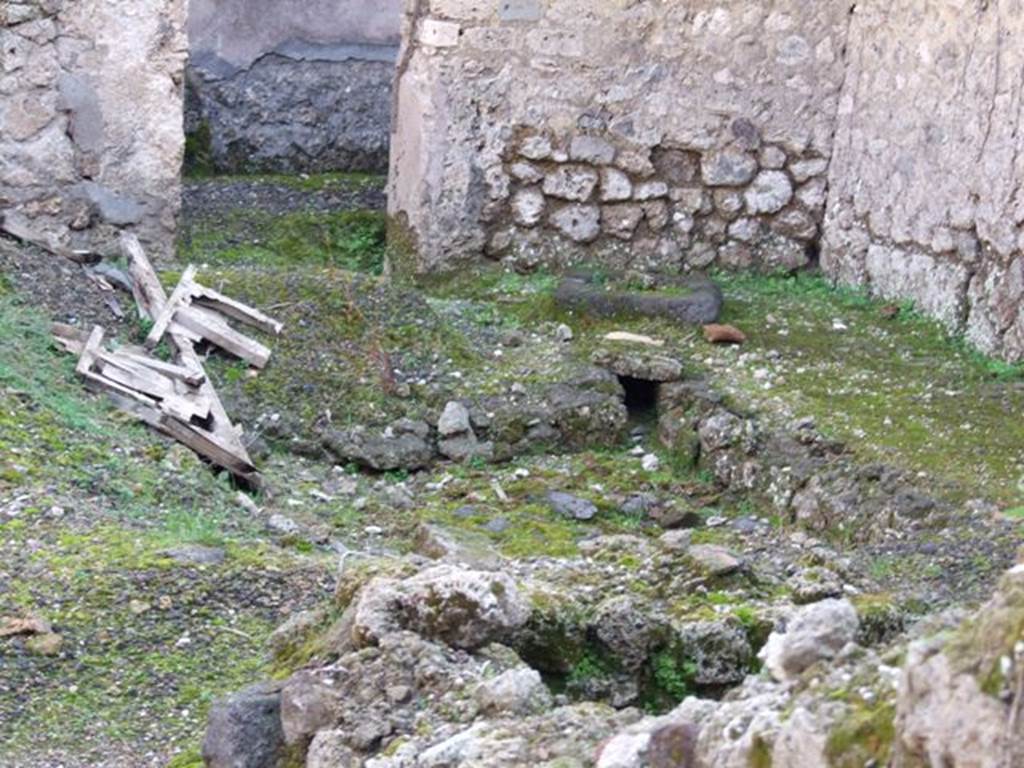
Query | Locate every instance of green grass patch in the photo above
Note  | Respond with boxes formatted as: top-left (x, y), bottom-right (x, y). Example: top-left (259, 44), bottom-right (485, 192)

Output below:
top-left (181, 209), bottom-right (387, 274)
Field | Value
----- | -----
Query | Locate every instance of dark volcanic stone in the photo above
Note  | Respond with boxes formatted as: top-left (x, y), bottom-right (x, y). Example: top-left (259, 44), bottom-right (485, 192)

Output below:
top-left (547, 491), bottom-right (598, 521)
top-left (554, 275), bottom-right (723, 326)
top-left (202, 681), bottom-right (285, 768)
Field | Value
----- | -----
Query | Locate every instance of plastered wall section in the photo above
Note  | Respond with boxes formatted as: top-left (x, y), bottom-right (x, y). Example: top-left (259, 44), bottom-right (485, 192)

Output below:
top-left (822, 0), bottom-right (1024, 360)
top-left (1, 0), bottom-right (186, 259)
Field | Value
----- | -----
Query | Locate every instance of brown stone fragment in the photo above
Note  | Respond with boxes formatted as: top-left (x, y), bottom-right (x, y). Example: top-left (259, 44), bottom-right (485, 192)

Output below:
top-left (0, 614), bottom-right (51, 638)
top-left (702, 323), bottom-right (747, 344)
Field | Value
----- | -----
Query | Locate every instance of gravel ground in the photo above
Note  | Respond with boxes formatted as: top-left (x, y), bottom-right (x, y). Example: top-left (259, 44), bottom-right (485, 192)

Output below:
top-left (0, 238), bottom-right (134, 334)
top-left (181, 175), bottom-right (386, 221)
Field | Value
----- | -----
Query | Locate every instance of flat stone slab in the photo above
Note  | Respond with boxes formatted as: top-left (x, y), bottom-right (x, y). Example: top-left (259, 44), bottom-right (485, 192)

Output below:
top-left (554, 274), bottom-right (723, 326)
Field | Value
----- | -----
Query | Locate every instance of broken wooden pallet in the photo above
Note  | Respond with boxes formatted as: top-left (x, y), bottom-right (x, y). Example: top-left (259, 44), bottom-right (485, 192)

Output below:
top-left (50, 234), bottom-right (281, 487)
top-left (123, 233), bottom-right (270, 484)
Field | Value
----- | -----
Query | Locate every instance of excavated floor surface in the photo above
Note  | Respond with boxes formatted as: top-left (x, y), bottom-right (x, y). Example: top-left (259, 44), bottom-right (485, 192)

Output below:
top-left (1, 174), bottom-right (1022, 766)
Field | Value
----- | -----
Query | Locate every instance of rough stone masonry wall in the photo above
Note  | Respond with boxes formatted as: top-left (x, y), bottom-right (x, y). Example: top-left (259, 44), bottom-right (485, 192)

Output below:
top-left (186, 0), bottom-right (402, 174)
top-left (1, 0), bottom-right (186, 259)
top-left (388, 0), bottom-right (850, 275)
top-left (389, 0), bottom-right (1024, 362)
top-left (822, 0), bottom-right (1024, 360)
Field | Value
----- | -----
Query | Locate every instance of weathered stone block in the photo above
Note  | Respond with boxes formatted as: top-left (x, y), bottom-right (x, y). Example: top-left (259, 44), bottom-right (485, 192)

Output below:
top-left (616, 148), bottom-right (655, 177)
top-left (759, 145), bottom-right (787, 170)
top-left (511, 187), bottom-right (545, 227)
top-left (498, 0), bottom-right (543, 22)
top-left (599, 167), bottom-right (632, 202)
top-left (744, 170), bottom-right (793, 214)
top-left (633, 180), bottom-right (668, 201)
top-left (509, 161), bottom-right (544, 183)
top-left (602, 204), bottom-right (644, 240)
top-left (419, 18), bottom-right (461, 47)
top-left (643, 201), bottom-right (669, 231)
top-left (713, 190), bottom-right (744, 219)
top-left (519, 134), bottom-right (553, 161)
top-left (789, 157), bottom-right (828, 182)
top-left (570, 135), bottom-right (615, 165)
top-left (728, 218), bottom-right (760, 243)
top-left (543, 165), bottom-right (599, 201)
top-left (701, 149), bottom-right (758, 187)
top-left (653, 148), bottom-right (700, 185)
top-left (550, 204), bottom-right (601, 242)
top-left (772, 208), bottom-right (818, 241)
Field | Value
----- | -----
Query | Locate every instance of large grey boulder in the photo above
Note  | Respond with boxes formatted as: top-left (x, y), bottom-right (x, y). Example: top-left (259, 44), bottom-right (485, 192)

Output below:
top-left (437, 401), bottom-right (472, 437)
top-left (893, 565), bottom-right (1024, 767)
top-left (352, 565), bottom-right (531, 650)
top-left (279, 670), bottom-right (341, 747)
top-left (322, 419), bottom-right (435, 471)
top-left (306, 729), bottom-right (360, 768)
top-left (474, 667), bottom-right (553, 716)
top-left (202, 682), bottom-right (285, 768)
top-left (759, 598), bottom-right (859, 682)
top-left (701, 148), bottom-right (758, 187)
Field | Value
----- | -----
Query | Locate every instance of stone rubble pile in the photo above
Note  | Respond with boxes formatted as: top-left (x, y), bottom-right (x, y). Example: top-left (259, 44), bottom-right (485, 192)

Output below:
top-left (203, 540), bottom-right (1024, 768)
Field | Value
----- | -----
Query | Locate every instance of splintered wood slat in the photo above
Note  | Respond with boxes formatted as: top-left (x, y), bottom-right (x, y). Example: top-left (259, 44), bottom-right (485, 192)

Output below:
top-left (156, 415), bottom-right (257, 477)
top-left (191, 284), bottom-right (283, 336)
top-left (76, 326), bottom-right (105, 378)
top-left (122, 233), bottom-right (167, 321)
top-left (172, 306), bottom-right (272, 369)
top-left (52, 323), bottom-right (89, 355)
top-left (73, 331), bottom-right (210, 424)
top-left (144, 265), bottom-right (198, 348)
top-left (94, 353), bottom-right (211, 423)
top-left (117, 352), bottom-right (205, 387)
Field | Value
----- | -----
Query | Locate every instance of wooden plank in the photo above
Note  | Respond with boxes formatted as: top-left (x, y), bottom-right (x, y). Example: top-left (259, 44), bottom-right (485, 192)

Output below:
top-left (156, 414), bottom-right (258, 477)
top-left (173, 339), bottom-right (252, 463)
top-left (121, 232), bottom-right (167, 321)
top-left (145, 265), bottom-right (198, 348)
top-left (75, 326), bottom-right (105, 377)
top-left (117, 352), bottom-right (205, 387)
top-left (80, 368), bottom-right (162, 412)
top-left (192, 283), bottom-right (283, 336)
top-left (173, 306), bottom-right (272, 369)
top-left (94, 353), bottom-right (211, 422)
top-left (102, 382), bottom-right (255, 478)
top-left (52, 323), bottom-right (89, 356)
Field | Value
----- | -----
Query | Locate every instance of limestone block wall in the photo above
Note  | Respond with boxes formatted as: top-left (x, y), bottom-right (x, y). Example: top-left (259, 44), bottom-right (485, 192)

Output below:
top-left (387, 0), bottom-right (850, 274)
top-left (822, 0), bottom-right (1024, 361)
top-left (0, 0), bottom-right (186, 259)
top-left (186, 0), bottom-right (402, 173)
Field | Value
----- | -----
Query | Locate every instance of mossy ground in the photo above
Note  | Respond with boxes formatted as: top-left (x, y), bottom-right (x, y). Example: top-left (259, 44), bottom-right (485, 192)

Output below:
top-left (0, 289), bottom-right (332, 766)
top-left (5, 172), bottom-right (1024, 762)
top-left (421, 264), bottom-right (1024, 509)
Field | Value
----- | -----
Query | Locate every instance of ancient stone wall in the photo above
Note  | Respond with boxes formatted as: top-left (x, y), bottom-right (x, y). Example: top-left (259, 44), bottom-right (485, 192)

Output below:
top-left (388, 0), bottom-right (1024, 361)
top-left (186, 0), bottom-right (402, 173)
top-left (1, 0), bottom-right (186, 259)
top-left (822, 0), bottom-right (1024, 360)
top-left (387, 0), bottom-right (850, 274)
